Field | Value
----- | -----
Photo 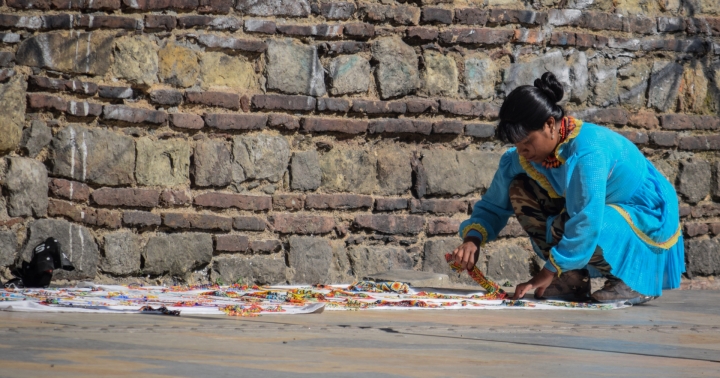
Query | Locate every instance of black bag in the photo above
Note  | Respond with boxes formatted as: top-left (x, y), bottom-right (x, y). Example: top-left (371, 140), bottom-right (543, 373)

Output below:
top-left (6, 238), bottom-right (75, 288)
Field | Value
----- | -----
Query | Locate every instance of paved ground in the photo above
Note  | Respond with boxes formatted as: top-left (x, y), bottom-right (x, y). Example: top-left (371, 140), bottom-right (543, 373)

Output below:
top-left (0, 290), bottom-right (719, 377)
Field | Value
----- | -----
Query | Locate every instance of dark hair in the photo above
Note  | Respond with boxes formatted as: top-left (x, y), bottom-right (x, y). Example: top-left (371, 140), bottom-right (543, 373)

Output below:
top-left (496, 72), bottom-right (565, 144)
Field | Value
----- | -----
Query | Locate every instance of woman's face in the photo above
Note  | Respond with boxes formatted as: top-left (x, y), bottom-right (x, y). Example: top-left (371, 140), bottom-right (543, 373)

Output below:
top-left (514, 118), bottom-right (558, 164)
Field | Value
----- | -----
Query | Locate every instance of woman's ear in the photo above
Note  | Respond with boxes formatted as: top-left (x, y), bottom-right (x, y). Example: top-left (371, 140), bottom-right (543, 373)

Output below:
top-left (545, 117), bottom-right (556, 139)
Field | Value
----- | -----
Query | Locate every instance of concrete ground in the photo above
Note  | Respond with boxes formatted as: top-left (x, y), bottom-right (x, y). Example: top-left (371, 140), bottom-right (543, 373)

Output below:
top-left (0, 290), bottom-right (719, 378)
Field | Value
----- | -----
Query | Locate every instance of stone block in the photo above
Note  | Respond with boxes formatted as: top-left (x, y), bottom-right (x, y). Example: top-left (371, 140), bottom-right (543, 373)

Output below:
top-left (251, 239), bottom-right (282, 253)
top-left (215, 234), bottom-right (249, 253)
top-left (343, 23), bottom-right (374, 38)
top-left (422, 150), bottom-right (501, 196)
top-left (270, 214), bottom-right (335, 234)
top-left (232, 134), bottom-right (290, 183)
top-left (647, 60), bottom-right (684, 112)
top-left (685, 237), bottom-right (720, 276)
top-left (144, 15), bottom-right (176, 30)
top-left (1, 157), bottom-right (48, 217)
top-left (164, 212), bottom-right (233, 231)
top-left (291, 151), bottom-right (321, 191)
top-left (352, 100), bottom-right (406, 114)
top-left (422, 7), bottom-right (453, 24)
top-left (289, 236), bottom-right (332, 284)
top-left (158, 42), bottom-right (200, 88)
top-left (329, 55), bottom-right (370, 96)
top-left (98, 85), bottom-right (134, 99)
top-left (427, 217), bottom-right (461, 235)
top-left (348, 246), bottom-right (413, 279)
top-left (455, 8), bottom-right (488, 25)
top-left (22, 219), bottom-right (98, 280)
top-left (211, 255), bottom-right (287, 285)
top-left (273, 194), bottom-right (305, 211)
top-left (305, 194), bottom-right (373, 210)
top-left (170, 113), bottom-right (204, 130)
top-left (317, 98), bottom-right (351, 112)
top-left (244, 19), bottom-right (277, 33)
top-left (101, 231), bottom-right (141, 275)
top-left (236, 0), bottom-right (310, 17)
top-left (368, 119), bottom-right (433, 135)
top-left (268, 114), bottom-right (300, 130)
top-left (439, 99), bottom-right (499, 119)
top-left (198, 0), bottom-right (234, 13)
top-left (361, 4), bottom-right (421, 25)
top-left (320, 149), bottom-right (377, 194)
top-left (685, 223), bottom-right (709, 237)
top-left (502, 51), bottom-right (571, 100)
top-left (375, 198), bottom-right (408, 211)
top-left (92, 188), bottom-right (160, 207)
top-left (372, 37), bottom-right (419, 99)
top-left (422, 237), bottom-right (478, 285)
top-left (0, 230), bottom-right (17, 266)
top-left (0, 76), bottom-right (26, 154)
top-left (410, 199), bottom-right (467, 215)
top-left (433, 120), bottom-right (464, 134)
top-left (628, 112), bottom-right (659, 129)
top-left (354, 214), bottom-right (424, 235)
top-left (377, 148), bottom-right (412, 196)
top-left (252, 94), bottom-right (316, 111)
top-left (76, 15), bottom-right (138, 29)
top-left (233, 216), bottom-right (267, 231)
top-left (149, 89), bottom-right (183, 106)
top-left (406, 27), bottom-right (438, 42)
top-left (123, 211), bottom-right (161, 227)
top-left (143, 232), bottom-right (213, 277)
top-left (16, 30), bottom-right (116, 75)
top-left (313, 1), bottom-right (356, 20)
top-left (678, 158), bottom-right (712, 204)
top-left (679, 135), bottom-right (720, 151)
top-left (112, 36), bottom-right (158, 86)
top-left (204, 114), bottom-right (267, 130)
top-left (194, 192), bottom-right (272, 211)
top-left (103, 105), bottom-right (167, 124)
top-left (464, 54), bottom-right (498, 100)
top-left (200, 51), bottom-right (257, 90)
top-left (465, 123), bottom-right (496, 138)
top-left (266, 39), bottom-right (325, 96)
top-left (485, 241), bottom-right (533, 284)
top-left (364, 270), bottom-right (450, 287)
top-left (405, 99), bottom-right (439, 113)
top-left (20, 120), bottom-right (52, 158)
top-left (193, 139), bottom-right (232, 187)
top-left (49, 178), bottom-right (91, 202)
top-left (277, 24), bottom-right (343, 38)
top-left (422, 50), bottom-right (458, 97)
top-left (438, 28), bottom-right (515, 45)
top-left (136, 138), bottom-right (191, 187)
top-left (160, 189), bottom-right (192, 207)
top-left (651, 131), bottom-right (679, 147)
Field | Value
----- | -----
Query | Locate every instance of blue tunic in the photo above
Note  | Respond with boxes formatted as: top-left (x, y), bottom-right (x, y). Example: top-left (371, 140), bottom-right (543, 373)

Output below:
top-left (459, 121), bottom-right (685, 296)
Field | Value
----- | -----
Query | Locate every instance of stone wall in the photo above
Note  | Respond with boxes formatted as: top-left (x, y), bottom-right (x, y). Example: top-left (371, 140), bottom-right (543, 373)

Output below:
top-left (0, 0), bottom-right (718, 286)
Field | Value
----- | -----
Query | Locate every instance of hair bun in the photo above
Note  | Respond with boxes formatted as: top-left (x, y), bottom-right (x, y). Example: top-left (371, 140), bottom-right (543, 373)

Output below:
top-left (533, 72), bottom-right (564, 104)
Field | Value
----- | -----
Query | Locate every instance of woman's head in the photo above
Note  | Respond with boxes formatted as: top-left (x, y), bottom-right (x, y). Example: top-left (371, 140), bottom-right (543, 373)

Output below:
top-left (496, 72), bottom-right (565, 163)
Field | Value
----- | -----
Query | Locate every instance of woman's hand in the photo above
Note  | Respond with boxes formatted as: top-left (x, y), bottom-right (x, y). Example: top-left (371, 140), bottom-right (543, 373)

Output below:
top-left (512, 268), bottom-right (556, 300)
top-left (452, 238), bottom-right (481, 270)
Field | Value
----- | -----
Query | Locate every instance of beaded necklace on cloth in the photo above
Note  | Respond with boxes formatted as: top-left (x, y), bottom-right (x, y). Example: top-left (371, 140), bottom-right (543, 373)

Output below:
top-left (541, 117), bottom-right (576, 169)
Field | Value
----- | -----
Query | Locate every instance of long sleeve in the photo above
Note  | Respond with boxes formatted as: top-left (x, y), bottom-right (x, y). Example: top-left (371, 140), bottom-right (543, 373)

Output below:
top-left (546, 150), bottom-right (609, 274)
top-left (459, 149), bottom-right (523, 245)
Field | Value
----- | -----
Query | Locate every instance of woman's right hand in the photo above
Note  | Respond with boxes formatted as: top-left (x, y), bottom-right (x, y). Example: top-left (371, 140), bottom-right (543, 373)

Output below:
top-left (452, 239), bottom-right (481, 271)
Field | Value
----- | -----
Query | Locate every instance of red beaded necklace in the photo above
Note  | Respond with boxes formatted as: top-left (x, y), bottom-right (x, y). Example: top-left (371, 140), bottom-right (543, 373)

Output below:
top-left (541, 117), bottom-right (575, 169)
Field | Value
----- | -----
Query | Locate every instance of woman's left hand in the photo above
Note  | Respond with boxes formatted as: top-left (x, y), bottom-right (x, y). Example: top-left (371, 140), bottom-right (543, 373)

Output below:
top-left (512, 268), bottom-right (556, 300)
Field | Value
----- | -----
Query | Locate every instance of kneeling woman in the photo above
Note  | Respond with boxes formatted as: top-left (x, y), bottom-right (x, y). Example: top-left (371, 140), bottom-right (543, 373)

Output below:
top-left (452, 72), bottom-right (685, 304)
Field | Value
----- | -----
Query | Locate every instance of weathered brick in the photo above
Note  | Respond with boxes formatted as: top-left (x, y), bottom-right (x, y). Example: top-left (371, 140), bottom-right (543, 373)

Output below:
top-left (160, 189), bottom-right (192, 207)
top-left (103, 105), bottom-right (167, 125)
top-left (375, 198), bottom-right (408, 211)
top-left (198, 0), bottom-right (233, 13)
top-left (92, 188), bottom-right (160, 208)
top-left (641, 38), bottom-right (706, 53)
top-left (317, 98), bottom-right (351, 112)
top-left (6, 0), bottom-right (51, 9)
top-left (98, 85), bottom-right (134, 99)
top-left (194, 34), bottom-right (267, 53)
top-left (170, 113), bottom-right (204, 130)
top-left (686, 17), bottom-right (720, 36)
top-left (679, 135), bottom-right (720, 151)
top-left (305, 194), bottom-right (373, 210)
top-left (354, 214), bottom-right (425, 235)
top-left (582, 108), bottom-right (629, 126)
top-left (75, 15), bottom-right (139, 30)
top-left (439, 28), bottom-right (515, 45)
top-left (575, 33), bottom-right (609, 48)
top-left (144, 15), bottom-right (177, 30)
top-left (41, 14), bottom-right (73, 29)
top-left (488, 9), bottom-right (546, 25)
top-left (550, 31), bottom-right (576, 46)
top-left (314, 1), bottom-right (355, 20)
top-left (405, 99), bottom-right (439, 113)
top-left (0, 15), bottom-right (42, 30)
top-left (685, 222), bottom-right (709, 237)
top-left (0, 218), bottom-right (24, 228)
top-left (343, 22), bottom-right (374, 38)
top-left (186, 91), bottom-right (240, 110)
top-left (270, 214), bottom-right (335, 235)
top-left (0, 51), bottom-right (16, 66)
top-left (49, 178), bottom-right (91, 202)
top-left (233, 216), bottom-right (267, 231)
top-left (51, 0), bottom-right (121, 10)
top-left (427, 217), bottom-right (461, 235)
top-left (323, 41), bottom-right (367, 55)
top-left (122, 0), bottom-right (198, 10)
top-left (617, 130), bottom-right (649, 145)
top-left (581, 11), bottom-right (623, 31)
top-left (710, 223), bottom-right (720, 236)
top-left (250, 239), bottom-right (282, 253)
top-left (0, 68), bottom-right (15, 82)
top-left (628, 112), bottom-right (659, 129)
top-left (623, 15), bottom-right (656, 34)
top-left (680, 205), bottom-right (692, 218)
top-left (67, 100), bottom-right (103, 117)
top-left (650, 131), bottom-right (679, 147)
top-left (194, 192), bottom-right (272, 211)
top-left (273, 194), bottom-right (305, 211)
top-left (48, 198), bottom-right (87, 223)
top-left (658, 17), bottom-right (685, 32)
top-left (268, 113), bottom-right (300, 130)
top-left (422, 7), bottom-right (453, 25)
top-left (410, 199), bottom-right (467, 215)
top-left (215, 234), bottom-right (249, 252)
top-left (302, 117), bottom-right (368, 134)
top-left (406, 26), bottom-right (439, 41)
top-left (65, 80), bottom-right (98, 95)
top-left (122, 210), bottom-right (161, 227)
top-left (244, 19), bottom-right (277, 34)
top-left (164, 212), bottom-right (233, 231)
top-left (96, 209), bottom-right (122, 229)
top-left (368, 119), bottom-right (432, 135)
top-left (361, 4), bottom-right (421, 26)
top-left (240, 95), bottom-right (251, 112)
top-left (465, 123), bottom-right (496, 138)
top-left (439, 99), bottom-right (499, 119)
top-left (177, 15), bottom-right (213, 28)
top-left (454, 8), bottom-right (488, 25)
top-left (661, 114), bottom-right (720, 130)
top-left (149, 89), bottom-right (183, 106)
top-left (277, 24), bottom-right (344, 38)
top-left (204, 113), bottom-right (268, 130)
top-left (27, 93), bottom-right (67, 112)
top-left (352, 100), bottom-right (406, 114)
top-left (432, 120), bottom-right (464, 134)
top-left (252, 94), bottom-right (316, 111)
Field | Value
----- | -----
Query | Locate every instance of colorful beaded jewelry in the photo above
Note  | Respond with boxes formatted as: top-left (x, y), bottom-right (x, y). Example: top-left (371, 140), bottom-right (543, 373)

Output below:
top-left (541, 117), bottom-right (576, 169)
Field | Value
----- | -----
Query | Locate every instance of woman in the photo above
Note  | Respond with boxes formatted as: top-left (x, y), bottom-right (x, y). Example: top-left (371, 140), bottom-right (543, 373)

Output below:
top-left (452, 72), bottom-right (685, 304)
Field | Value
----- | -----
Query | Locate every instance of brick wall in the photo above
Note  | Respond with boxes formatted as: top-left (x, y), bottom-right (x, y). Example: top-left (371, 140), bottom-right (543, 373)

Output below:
top-left (0, 0), bottom-right (718, 285)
